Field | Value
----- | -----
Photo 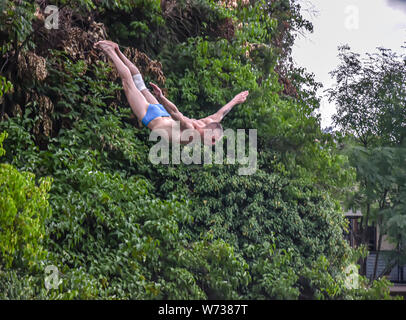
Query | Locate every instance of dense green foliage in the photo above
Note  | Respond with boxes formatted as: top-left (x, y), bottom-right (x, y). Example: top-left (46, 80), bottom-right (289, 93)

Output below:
top-left (0, 0), bottom-right (395, 299)
top-left (0, 131), bottom-right (51, 270)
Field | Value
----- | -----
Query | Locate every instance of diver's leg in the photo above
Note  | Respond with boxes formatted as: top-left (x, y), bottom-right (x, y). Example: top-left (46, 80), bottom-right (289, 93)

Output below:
top-left (114, 48), bottom-right (160, 105)
top-left (96, 41), bottom-right (149, 120)
top-left (132, 69), bottom-right (160, 105)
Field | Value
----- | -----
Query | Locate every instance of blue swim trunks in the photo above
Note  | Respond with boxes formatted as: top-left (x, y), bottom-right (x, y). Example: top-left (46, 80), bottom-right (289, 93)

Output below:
top-left (142, 103), bottom-right (171, 126)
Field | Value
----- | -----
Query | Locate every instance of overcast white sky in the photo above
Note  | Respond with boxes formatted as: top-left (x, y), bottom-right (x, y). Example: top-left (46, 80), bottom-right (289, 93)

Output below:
top-left (292, 0), bottom-right (406, 128)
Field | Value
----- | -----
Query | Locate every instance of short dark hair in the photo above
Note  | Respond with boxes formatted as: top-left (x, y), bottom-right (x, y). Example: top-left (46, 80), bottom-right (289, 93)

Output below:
top-left (203, 122), bottom-right (223, 132)
top-left (202, 122), bottom-right (223, 144)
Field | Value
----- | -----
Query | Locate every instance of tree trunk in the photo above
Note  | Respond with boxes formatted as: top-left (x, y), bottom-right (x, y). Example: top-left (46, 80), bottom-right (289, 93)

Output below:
top-left (359, 203), bottom-right (370, 275)
top-left (372, 226), bottom-right (383, 282)
top-left (373, 191), bottom-right (388, 281)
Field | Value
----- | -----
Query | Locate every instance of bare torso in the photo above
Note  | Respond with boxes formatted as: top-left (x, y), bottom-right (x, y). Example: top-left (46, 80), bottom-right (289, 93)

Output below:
top-left (147, 116), bottom-right (212, 144)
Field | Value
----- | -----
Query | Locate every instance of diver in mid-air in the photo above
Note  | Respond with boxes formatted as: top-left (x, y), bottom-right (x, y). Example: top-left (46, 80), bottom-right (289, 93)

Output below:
top-left (95, 40), bottom-right (249, 145)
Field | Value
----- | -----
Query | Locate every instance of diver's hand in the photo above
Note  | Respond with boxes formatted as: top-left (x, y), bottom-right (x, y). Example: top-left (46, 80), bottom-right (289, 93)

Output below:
top-left (232, 91), bottom-right (249, 104)
top-left (150, 82), bottom-right (163, 98)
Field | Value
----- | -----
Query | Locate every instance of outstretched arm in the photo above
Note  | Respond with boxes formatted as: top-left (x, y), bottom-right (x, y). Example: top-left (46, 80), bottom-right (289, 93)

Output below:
top-left (150, 83), bottom-right (194, 129)
top-left (207, 91), bottom-right (249, 122)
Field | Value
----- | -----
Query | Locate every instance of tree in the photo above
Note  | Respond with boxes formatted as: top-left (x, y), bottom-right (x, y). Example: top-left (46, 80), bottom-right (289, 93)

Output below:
top-left (328, 45), bottom-right (406, 147)
top-left (328, 44), bottom-right (406, 280)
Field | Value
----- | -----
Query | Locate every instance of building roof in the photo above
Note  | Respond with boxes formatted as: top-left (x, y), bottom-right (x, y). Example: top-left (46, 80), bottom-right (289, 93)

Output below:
top-left (344, 209), bottom-right (363, 218)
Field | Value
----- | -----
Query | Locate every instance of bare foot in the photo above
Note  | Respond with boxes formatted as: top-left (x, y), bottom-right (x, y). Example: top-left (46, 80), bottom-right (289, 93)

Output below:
top-left (102, 40), bottom-right (119, 51)
top-left (95, 40), bottom-right (115, 54)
